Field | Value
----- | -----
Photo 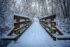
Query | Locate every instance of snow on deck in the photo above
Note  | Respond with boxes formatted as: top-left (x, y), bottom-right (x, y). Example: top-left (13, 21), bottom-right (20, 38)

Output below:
top-left (7, 18), bottom-right (62, 47)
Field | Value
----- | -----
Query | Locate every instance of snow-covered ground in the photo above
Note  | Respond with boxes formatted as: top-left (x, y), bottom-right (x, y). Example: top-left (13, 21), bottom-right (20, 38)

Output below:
top-left (7, 18), bottom-right (63, 47)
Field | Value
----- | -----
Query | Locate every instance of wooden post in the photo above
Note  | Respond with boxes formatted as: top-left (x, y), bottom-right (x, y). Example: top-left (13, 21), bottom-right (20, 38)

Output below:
top-left (14, 19), bottom-right (20, 34)
top-left (15, 19), bottom-right (20, 29)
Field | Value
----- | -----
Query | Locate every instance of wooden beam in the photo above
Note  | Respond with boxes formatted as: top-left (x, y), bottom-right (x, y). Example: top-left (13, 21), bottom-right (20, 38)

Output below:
top-left (57, 38), bottom-right (70, 40)
top-left (56, 27), bottom-right (63, 35)
top-left (14, 21), bottom-right (30, 25)
top-left (41, 15), bottom-right (56, 20)
top-left (14, 15), bottom-right (29, 19)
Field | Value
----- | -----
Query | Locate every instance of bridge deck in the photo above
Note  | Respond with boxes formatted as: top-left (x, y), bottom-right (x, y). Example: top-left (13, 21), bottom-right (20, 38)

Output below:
top-left (7, 19), bottom-right (62, 47)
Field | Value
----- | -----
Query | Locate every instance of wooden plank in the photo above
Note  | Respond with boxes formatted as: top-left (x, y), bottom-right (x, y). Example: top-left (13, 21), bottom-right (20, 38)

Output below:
top-left (1, 38), bottom-right (15, 40)
top-left (56, 27), bottom-right (63, 35)
top-left (57, 38), bottom-right (70, 40)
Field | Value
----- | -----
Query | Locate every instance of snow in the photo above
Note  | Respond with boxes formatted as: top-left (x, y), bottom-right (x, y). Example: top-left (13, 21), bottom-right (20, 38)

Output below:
top-left (56, 40), bottom-right (70, 47)
top-left (54, 34), bottom-right (70, 38)
top-left (0, 36), bottom-right (16, 39)
top-left (7, 18), bottom-right (63, 47)
top-left (14, 13), bottom-right (28, 17)
top-left (0, 12), bottom-right (14, 37)
top-left (5, 26), bottom-right (14, 36)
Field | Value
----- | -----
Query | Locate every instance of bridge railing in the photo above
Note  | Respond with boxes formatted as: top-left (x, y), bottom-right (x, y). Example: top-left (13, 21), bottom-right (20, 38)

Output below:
top-left (1, 15), bottom-right (32, 41)
top-left (40, 15), bottom-right (70, 40)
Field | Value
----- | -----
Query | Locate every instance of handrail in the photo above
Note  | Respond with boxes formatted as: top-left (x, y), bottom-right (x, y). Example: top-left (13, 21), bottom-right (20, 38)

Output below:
top-left (14, 15), bottom-right (30, 19)
top-left (1, 15), bottom-right (32, 41)
top-left (40, 15), bottom-right (70, 40)
top-left (40, 15), bottom-right (56, 20)
top-left (40, 20), bottom-right (70, 40)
